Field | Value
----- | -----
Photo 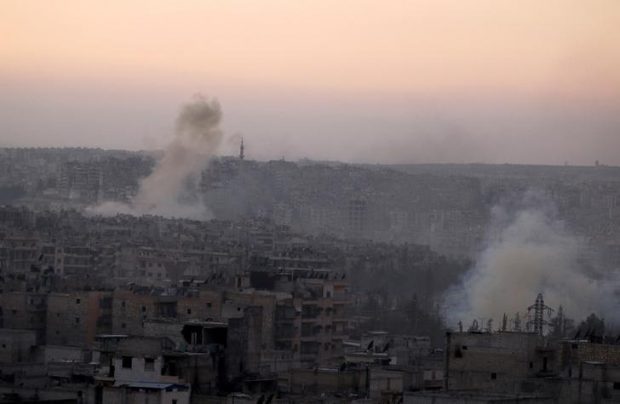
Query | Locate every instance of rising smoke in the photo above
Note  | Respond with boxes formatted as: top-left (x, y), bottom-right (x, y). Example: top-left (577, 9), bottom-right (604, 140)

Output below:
top-left (443, 191), bottom-right (620, 331)
top-left (91, 95), bottom-right (223, 219)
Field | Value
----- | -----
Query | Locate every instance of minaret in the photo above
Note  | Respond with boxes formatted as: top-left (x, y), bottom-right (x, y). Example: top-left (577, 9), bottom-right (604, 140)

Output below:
top-left (239, 137), bottom-right (245, 160)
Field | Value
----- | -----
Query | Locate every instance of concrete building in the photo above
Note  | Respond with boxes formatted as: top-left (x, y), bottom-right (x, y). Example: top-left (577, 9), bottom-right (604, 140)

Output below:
top-left (46, 291), bottom-right (113, 347)
top-left (111, 289), bottom-right (223, 336)
top-left (287, 367), bottom-right (367, 395)
top-left (0, 328), bottom-right (38, 363)
top-left (446, 331), bottom-right (557, 393)
top-left (94, 335), bottom-right (192, 404)
top-left (0, 291), bottom-right (47, 343)
top-left (404, 391), bottom-right (555, 403)
top-left (0, 235), bottom-right (39, 273)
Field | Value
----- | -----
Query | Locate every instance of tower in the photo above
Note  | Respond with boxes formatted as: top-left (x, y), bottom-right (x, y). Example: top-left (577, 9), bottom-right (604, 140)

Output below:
top-left (527, 293), bottom-right (554, 336)
top-left (239, 137), bottom-right (245, 160)
top-left (514, 312), bottom-right (521, 332)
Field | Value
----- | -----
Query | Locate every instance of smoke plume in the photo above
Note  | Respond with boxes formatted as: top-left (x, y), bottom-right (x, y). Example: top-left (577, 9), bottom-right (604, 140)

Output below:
top-left (92, 95), bottom-right (223, 219)
top-left (443, 191), bottom-right (620, 330)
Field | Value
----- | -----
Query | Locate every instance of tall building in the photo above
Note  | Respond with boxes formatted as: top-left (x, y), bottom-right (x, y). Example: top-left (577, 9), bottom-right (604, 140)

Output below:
top-left (347, 198), bottom-right (367, 235)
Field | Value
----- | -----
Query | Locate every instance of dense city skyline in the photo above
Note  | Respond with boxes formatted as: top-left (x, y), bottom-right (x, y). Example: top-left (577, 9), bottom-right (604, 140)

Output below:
top-left (3, 2), bottom-right (620, 402)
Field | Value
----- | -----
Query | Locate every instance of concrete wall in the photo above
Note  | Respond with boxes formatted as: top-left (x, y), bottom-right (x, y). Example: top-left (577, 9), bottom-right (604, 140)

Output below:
top-left (0, 328), bottom-right (37, 363)
top-left (46, 291), bottom-right (110, 347)
top-left (227, 306), bottom-right (264, 379)
top-left (43, 345), bottom-right (85, 363)
top-left (369, 368), bottom-right (414, 399)
top-left (102, 385), bottom-right (190, 404)
top-left (0, 292), bottom-right (47, 342)
top-left (114, 355), bottom-right (164, 383)
top-left (112, 290), bottom-right (157, 335)
top-left (112, 290), bottom-right (223, 336)
top-left (569, 341), bottom-right (620, 366)
top-left (446, 332), bottom-right (552, 392)
top-left (404, 391), bottom-right (555, 404)
top-left (288, 368), bottom-right (367, 394)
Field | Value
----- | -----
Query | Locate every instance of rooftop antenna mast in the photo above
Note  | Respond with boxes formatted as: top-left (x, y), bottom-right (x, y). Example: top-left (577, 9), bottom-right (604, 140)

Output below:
top-left (239, 137), bottom-right (245, 160)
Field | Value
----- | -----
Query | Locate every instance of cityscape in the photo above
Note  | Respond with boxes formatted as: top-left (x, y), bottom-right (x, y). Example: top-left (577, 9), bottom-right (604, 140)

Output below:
top-left (2, 1), bottom-right (620, 403)
top-left (1, 144), bottom-right (619, 403)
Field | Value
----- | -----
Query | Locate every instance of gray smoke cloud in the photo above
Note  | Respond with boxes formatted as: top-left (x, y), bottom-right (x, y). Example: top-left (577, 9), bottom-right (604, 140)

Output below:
top-left (443, 191), bottom-right (620, 330)
top-left (91, 95), bottom-right (223, 219)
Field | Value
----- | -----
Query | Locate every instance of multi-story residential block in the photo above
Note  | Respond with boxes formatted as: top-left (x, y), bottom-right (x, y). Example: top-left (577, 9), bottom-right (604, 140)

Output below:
top-left (46, 291), bottom-right (113, 347)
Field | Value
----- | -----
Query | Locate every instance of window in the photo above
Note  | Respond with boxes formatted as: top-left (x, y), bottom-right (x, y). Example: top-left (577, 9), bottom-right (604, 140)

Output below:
top-left (172, 400), bottom-right (177, 404)
top-left (613, 382), bottom-right (620, 390)
top-left (529, 361), bottom-right (533, 369)
top-left (142, 306), bottom-right (146, 313)
top-left (75, 317), bottom-right (80, 324)
top-left (122, 356), bottom-right (132, 369)
top-left (121, 301), bottom-right (126, 308)
top-left (206, 302), bottom-right (212, 308)
top-left (187, 308), bottom-right (192, 315)
top-left (75, 298), bottom-right (81, 304)
top-left (121, 323), bottom-right (126, 329)
top-left (144, 358), bottom-right (155, 371)
top-left (491, 373), bottom-right (497, 380)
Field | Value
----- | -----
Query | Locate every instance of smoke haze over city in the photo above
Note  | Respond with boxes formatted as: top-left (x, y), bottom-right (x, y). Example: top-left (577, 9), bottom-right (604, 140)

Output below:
top-left (2, 2), bottom-right (620, 403)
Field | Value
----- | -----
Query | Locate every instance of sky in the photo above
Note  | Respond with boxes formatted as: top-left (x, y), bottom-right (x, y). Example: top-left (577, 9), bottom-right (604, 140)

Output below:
top-left (1, 0), bottom-right (619, 165)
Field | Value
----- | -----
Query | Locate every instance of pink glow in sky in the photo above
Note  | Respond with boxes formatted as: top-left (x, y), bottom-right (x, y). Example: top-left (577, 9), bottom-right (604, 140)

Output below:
top-left (1, 0), bottom-right (619, 164)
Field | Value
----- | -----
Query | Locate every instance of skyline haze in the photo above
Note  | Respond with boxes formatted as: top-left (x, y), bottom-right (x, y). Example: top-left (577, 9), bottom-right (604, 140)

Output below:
top-left (1, 0), bottom-right (619, 165)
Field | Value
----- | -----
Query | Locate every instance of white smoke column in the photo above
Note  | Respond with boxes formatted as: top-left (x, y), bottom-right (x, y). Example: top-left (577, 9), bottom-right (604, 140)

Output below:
top-left (443, 192), bottom-right (620, 329)
top-left (92, 95), bottom-right (223, 219)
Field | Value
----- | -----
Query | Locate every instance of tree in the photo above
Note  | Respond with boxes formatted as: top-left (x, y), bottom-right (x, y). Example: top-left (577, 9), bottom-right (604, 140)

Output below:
top-left (575, 313), bottom-right (605, 342)
top-left (549, 306), bottom-right (575, 339)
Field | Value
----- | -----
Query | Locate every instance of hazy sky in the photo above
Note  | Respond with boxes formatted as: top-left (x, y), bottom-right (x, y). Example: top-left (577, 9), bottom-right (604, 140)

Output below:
top-left (1, 0), bottom-right (619, 164)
